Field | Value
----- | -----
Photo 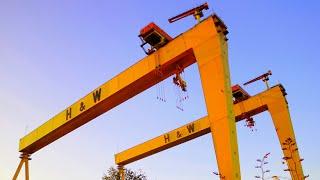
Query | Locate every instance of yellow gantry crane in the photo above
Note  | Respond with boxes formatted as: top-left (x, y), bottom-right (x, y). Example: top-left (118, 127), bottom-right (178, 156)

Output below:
top-left (13, 3), bottom-right (305, 179)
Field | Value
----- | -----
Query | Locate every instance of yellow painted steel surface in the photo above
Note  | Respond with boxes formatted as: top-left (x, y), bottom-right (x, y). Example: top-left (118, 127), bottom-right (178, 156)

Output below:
top-left (114, 86), bottom-right (269, 165)
top-left (18, 19), bottom-right (205, 153)
top-left (193, 17), bottom-right (240, 178)
top-left (115, 116), bottom-right (210, 166)
top-left (18, 14), bottom-right (241, 179)
top-left (115, 85), bottom-right (305, 179)
top-left (267, 90), bottom-right (304, 179)
top-left (12, 154), bottom-right (31, 180)
top-left (15, 12), bottom-right (305, 179)
top-left (18, 13), bottom-right (237, 169)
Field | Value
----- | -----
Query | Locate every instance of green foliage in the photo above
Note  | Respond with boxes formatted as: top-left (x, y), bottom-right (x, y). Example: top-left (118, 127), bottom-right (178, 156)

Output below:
top-left (102, 166), bottom-right (147, 180)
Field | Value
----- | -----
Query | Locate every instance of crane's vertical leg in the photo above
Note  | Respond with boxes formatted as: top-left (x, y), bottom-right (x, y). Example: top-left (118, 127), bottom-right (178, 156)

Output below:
top-left (118, 165), bottom-right (125, 180)
top-left (267, 94), bottom-right (304, 180)
top-left (12, 158), bottom-right (24, 180)
top-left (12, 154), bottom-right (31, 180)
top-left (193, 27), bottom-right (240, 178)
top-left (24, 154), bottom-right (30, 180)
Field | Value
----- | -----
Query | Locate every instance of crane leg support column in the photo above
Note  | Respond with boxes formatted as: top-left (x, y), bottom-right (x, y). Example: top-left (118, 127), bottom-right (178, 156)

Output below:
top-left (12, 158), bottom-right (24, 180)
top-left (268, 96), bottom-right (304, 179)
top-left (118, 165), bottom-right (125, 180)
top-left (12, 154), bottom-right (31, 180)
top-left (194, 32), bottom-right (240, 178)
top-left (25, 156), bottom-right (29, 180)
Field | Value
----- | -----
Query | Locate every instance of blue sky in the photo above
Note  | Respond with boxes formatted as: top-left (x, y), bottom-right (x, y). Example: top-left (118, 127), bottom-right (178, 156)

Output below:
top-left (1, 0), bottom-right (319, 179)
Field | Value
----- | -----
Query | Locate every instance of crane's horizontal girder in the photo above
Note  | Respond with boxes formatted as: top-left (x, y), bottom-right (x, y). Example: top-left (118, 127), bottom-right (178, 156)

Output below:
top-left (114, 85), bottom-right (277, 165)
top-left (19, 15), bottom-right (226, 154)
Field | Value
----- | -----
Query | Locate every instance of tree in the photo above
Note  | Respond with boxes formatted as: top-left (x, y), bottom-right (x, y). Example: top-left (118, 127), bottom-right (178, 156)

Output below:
top-left (255, 152), bottom-right (271, 180)
top-left (102, 166), bottom-right (147, 180)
